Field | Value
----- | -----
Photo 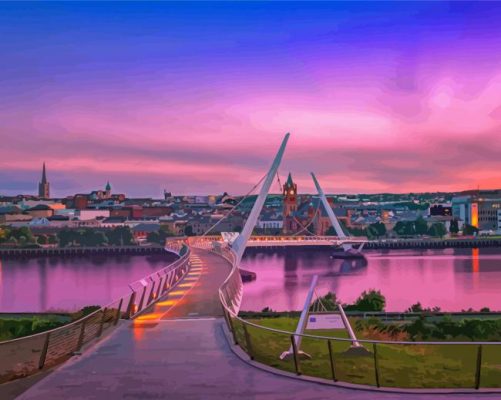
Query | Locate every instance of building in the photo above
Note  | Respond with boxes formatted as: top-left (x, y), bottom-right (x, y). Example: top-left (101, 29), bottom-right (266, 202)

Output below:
top-left (429, 204), bottom-right (452, 216)
top-left (282, 173), bottom-right (298, 234)
top-left (452, 193), bottom-right (501, 231)
top-left (26, 204), bottom-right (54, 218)
top-left (75, 209), bottom-right (110, 221)
top-left (38, 163), bottom-right (50, 199)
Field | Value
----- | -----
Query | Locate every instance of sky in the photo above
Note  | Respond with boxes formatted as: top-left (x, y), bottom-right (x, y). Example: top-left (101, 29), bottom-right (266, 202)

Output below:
top-left (1, 2), bottom-right (501, 198)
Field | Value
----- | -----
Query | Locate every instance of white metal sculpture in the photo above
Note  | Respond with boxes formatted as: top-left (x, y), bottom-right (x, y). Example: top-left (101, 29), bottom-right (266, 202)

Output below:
top-left (231, 133), bottom-right (290, 264)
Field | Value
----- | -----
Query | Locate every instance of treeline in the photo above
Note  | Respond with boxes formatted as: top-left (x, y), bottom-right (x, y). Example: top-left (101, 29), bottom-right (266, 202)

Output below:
top-left (330, 217), bottom-right (479, 239)
top-left (146, 226), bottom-right (176, 244)
top-left (0, 226), bottom-right (40, 247)
top-left (356, 316), bottom-right (501, 342)
top-left (0, 226), bottom-right (135, 248)
top-left (57, 227), bottom-right (134, 247)
top-left (310, 289), bottom-right (386, 312)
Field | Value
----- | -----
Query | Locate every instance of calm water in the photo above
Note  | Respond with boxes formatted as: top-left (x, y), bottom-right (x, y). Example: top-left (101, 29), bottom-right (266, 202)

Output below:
top-left (0, 253), bottom-right (177, 312)
top-left (240, 248), bottom-right (501, 312)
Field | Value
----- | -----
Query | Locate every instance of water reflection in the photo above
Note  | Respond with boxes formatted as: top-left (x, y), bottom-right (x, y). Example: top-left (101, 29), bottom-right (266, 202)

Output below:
top-left (0, 253), bottom-right (177, 312)
top-left (241, 247), bottom-right (501, 312)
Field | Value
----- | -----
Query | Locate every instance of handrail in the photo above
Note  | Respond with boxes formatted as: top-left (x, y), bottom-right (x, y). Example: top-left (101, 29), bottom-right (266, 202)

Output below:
top-left (0, 239), bottom-right (191, 384)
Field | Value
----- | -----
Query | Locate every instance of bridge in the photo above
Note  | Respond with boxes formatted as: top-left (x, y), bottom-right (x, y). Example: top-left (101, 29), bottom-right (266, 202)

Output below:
top-left (3, 133), bottom-right (500, 399)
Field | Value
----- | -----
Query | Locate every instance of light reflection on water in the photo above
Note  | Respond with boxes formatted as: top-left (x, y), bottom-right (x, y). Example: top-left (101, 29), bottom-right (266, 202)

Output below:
top-left (240, 247), bottom-right (501, 312)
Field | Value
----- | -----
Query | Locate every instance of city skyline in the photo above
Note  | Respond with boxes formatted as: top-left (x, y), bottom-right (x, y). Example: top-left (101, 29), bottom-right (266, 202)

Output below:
top-left (2, 2), bottom-right (501, 197)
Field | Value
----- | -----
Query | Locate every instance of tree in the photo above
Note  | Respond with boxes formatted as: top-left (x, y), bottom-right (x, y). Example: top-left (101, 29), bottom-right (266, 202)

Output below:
top-left (345, 289), bottom-right (386, 312)
top-left (37, 235), bottom-right (48, 245)
top-left (414, 217), bottom-right (428, 236)
top-left (463, 224), bottom-right (479, 236)
top-left (105, 226), bottom-right (133, 245)
top-left (184, 225), bottom-right (194, 236)
top-left (407, 302), bottom-right (424, 313)
top-left (394, 220), bottom-right (417, 236)
top-left (367, 222), bottom-right (386, 239)
top-left (428, 222), bottom-right (447, 237)
top-left (449, 219), bottom-right (459, 235)
top-left (310, 292), bottom-right (337, 311)
top-left (47, 235), bottom-right (58, 245)
top-left (81, 230), bottom-right (108, 246)
top-left (147, 231), bottom-right (160, 244)
top-left (58, 229), bottom-right (79, 247)
top-left (9, 227), bottom-right (35, 243)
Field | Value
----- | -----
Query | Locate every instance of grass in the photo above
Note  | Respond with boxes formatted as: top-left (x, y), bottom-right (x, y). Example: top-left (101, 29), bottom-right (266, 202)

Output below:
top-left (232, 317), bottom-right (501, 389)
top-left (0, 306), bottom-right (100, 342)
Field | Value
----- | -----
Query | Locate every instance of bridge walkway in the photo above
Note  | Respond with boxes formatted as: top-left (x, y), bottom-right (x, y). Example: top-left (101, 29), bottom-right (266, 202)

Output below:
top-left (15, 249), bottom-right (497, 400)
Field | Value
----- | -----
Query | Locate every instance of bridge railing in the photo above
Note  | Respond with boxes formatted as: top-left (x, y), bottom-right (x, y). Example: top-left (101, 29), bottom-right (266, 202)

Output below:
top-left (193, 238), bottom-right (501, 391)
top-left (0, 240), bottom-right (190, 384)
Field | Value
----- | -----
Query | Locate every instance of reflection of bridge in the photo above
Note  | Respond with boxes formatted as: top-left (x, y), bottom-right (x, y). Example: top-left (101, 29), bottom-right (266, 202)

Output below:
top-left (12, 134), bottom-right (501, 399)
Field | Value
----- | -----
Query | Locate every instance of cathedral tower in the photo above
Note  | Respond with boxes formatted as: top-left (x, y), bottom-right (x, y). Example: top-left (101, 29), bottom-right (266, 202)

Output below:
top-left (38, 162), bottom-right (50, 199)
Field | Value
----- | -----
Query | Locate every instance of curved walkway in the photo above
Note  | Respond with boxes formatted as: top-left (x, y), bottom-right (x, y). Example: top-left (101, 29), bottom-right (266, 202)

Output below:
top-left (15, 248), bottom-right (500, 399)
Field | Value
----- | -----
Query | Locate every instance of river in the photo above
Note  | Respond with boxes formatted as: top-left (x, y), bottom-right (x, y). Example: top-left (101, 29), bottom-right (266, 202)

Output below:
top-left (240, 247), bottom-right (501, 312)
top-left (1, 248), bottom-right (500, 313)
top-left (0, 253), bottom-right (177, 313)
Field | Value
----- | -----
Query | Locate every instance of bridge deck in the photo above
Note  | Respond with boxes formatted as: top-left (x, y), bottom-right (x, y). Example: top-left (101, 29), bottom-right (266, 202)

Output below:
top-left (13, 249), bottom-right (497, 400)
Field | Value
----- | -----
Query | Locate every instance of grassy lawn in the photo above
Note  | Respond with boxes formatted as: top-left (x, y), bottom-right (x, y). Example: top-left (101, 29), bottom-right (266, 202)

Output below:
top-left (0, 307), bottom-right (100, 342)
top-left (232, 317), bottom-right (501, 389)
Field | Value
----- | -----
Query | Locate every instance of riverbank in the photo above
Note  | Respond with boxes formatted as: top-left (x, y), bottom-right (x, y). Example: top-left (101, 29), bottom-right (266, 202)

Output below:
top-left (0, 244), bottom-right (165, 258)
top-left (365, 237), bottom-right (501, 249)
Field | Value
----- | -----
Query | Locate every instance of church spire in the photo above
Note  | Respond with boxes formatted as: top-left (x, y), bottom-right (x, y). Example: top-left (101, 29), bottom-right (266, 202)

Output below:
top-left (38, 162), bottom-right (50, 198)
top-left (41, 162), bottom-right (47, 183)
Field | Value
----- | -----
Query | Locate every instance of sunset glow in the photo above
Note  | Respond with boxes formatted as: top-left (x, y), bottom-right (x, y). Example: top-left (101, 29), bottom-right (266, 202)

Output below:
top-left (1, 2), bottom-right (501, 196)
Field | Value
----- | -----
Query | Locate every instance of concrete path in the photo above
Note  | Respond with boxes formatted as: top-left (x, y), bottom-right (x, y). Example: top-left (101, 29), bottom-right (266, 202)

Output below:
top-left (17, 318), bottom-right (499, 400)
top-left (14, 249), bottom-right (501, 399)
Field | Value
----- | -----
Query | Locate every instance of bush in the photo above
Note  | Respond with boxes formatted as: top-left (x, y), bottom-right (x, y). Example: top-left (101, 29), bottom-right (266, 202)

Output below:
top-left (345, 289), bottom-right (386, 312)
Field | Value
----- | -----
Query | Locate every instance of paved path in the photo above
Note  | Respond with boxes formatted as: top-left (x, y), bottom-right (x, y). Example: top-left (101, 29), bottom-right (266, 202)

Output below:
top-left (17, 319), bottom-right (498, 400)
top-left (15, 249), bottom-right (501, 399)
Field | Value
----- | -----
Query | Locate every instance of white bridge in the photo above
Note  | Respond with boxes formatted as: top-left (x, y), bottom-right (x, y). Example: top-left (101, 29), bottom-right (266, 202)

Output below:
top-left (245, 236), bottom-right (366, 247)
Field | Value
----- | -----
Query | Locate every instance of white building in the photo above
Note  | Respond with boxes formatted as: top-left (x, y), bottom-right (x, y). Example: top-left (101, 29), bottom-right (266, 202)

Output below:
top-left (75, 209), bottom-right (110, 221)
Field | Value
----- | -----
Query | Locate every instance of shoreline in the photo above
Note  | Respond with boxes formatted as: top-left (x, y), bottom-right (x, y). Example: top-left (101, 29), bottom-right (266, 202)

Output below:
top-left (0, 245), bottom-right (166, 259)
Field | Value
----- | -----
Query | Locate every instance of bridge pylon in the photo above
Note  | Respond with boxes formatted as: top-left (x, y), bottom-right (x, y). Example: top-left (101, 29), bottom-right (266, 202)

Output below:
top-left (231, 133), bottom-right (290, 264)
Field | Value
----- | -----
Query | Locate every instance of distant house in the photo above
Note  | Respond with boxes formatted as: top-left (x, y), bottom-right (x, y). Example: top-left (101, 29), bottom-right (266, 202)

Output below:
top-left (132, 223), bottom-right (160, 240)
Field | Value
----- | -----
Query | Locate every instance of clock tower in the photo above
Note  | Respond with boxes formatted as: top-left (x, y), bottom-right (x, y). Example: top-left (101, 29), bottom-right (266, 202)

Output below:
top-left (283, 173), bottom-right (297, 216)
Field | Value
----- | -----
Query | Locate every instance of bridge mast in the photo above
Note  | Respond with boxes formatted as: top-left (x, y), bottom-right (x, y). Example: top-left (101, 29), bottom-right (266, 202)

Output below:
top-left (311, 172), bottom-right (352, 250)
top-left (231, 133), bottom-right (290, 264)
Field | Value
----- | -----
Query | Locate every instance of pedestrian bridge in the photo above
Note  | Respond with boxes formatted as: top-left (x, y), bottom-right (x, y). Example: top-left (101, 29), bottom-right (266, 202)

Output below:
top-left (200, 234), bottom-right (366, 248)
top-left (6, 133), bottom-right (501, 398)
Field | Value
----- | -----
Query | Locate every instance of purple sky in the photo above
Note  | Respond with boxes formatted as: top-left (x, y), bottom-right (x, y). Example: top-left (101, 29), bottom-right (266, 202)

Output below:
top-left (1, 2), bottom-right (501, 197)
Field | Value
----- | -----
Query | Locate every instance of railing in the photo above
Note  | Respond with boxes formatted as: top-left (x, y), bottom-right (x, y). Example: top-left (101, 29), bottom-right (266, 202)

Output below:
top-left (195, 239), bottom-right (501, 391)
top-left (0, 239), bottom-right (191, 384)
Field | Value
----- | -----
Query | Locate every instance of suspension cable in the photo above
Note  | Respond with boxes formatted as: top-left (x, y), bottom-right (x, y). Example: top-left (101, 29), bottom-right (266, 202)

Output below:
top-left (290, 198), bottom-right (322, 237)
top-left (201, 172), bottom-right (267, 237)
